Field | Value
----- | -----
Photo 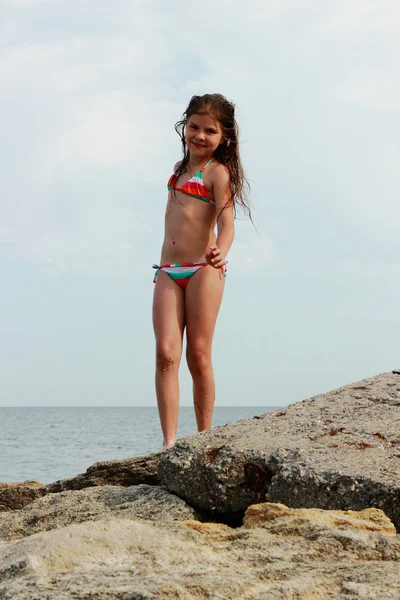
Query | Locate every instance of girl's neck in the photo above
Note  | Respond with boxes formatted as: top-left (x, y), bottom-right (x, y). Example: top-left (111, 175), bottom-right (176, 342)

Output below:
top-left (187, 155), bottom-right (213, 172)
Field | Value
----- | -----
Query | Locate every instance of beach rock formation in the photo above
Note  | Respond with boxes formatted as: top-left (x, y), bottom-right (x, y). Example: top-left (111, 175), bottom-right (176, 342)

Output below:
top-left (1, 370), bottom-right (400, 598)
top-left (0, 454), bottom-right (161, 513)
top-left (159, 371), bottom-right (400, 530)
top-left (0, 485), bottom-right (199, 541)
top-left (0, 502), bottom-right (399, 599)
top-left (47, 453), bottom-right (160, 493)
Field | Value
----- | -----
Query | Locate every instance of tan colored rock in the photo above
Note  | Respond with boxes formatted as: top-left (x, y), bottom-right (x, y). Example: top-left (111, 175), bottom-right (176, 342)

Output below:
top-left (0, 503), bottom-right (399, 599)
top-left (244, 502), bottom-right (397, 535)
top-left (183, 520), bottom-right (235, 541)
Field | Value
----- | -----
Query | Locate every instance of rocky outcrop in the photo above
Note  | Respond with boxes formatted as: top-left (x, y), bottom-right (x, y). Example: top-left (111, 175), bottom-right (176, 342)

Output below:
top-left (47, 453), bottom-right (160, 493)
top-left (1, 370), bottom-right (400, 598)
top-left (0, 485), bottom-right (199, 541)
top-left (0, 454), bottom-right (161, 514)
top-left (0, 502), bottom-right (399, 599)
top-left (159, 371), bottom-right (400, 530)
top-left (0, 481), bottom-right (46, 512)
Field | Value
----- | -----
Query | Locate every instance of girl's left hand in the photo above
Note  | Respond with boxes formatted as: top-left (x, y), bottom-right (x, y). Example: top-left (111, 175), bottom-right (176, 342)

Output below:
top-left (206, 245), bottom-right (226, 269)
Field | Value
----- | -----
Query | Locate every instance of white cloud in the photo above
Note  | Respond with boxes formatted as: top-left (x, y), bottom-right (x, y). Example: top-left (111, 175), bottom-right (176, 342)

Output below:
top-left (1, 0), bottom-right (399, 277)
top-left (1, 0), bottom-right (400, 410)
top-left (40, 91), bottom-right (167, 175)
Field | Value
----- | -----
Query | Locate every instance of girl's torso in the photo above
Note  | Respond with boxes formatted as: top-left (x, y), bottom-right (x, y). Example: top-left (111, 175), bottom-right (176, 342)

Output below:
top-left (160, 159), bottom-right (218, 264)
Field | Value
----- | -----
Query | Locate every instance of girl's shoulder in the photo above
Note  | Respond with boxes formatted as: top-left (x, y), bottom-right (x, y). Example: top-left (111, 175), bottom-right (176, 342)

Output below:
top-left (173, 161), bottom-right (182, 172)
top-left (208, 159), bottom-right (230, 183)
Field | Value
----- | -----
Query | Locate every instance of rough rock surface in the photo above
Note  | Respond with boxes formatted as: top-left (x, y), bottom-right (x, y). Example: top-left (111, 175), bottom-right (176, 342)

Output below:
top-left (47, 453), bottom-right (160, 493)
top-left (243, 502), bottom-right (397, 536)
top-left (159, 371), bottom-right (400, 529)
top-left (0, 481), bottom-right (46, 512)
top-left (0, 455), bottom-right (161, 514)
top-left (0, 503), bottom-right (399, 599)
top-left (0, 484), bottom-right (198, 540)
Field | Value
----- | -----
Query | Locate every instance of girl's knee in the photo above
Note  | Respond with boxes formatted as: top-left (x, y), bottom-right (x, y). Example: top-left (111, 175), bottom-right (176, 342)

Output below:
top-left (186, 344), bottom-right (212, 375)
top-left (156, 342), bottom-right (181, 371)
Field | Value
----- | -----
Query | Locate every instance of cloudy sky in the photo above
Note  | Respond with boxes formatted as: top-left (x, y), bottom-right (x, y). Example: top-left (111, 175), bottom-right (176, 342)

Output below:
top-left (1, 0), bottom-right (399, 408)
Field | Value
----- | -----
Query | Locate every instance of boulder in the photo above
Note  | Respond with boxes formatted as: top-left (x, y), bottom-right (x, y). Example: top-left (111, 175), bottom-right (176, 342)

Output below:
top-left (0, 503), bottom-right (399, 599)
top-left (0, 484), bottom-right (198, 540)
top-left (158, 371), bottom-right (400, 529)
top-left (47, 453), bottom-right (160, 493)
top-left (1, 455), bottom-right (161, 514)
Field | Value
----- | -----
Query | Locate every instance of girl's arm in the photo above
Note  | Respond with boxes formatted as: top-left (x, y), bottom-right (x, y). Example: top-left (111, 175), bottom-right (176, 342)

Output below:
top-left (207, 164), bottom-right (235, 269)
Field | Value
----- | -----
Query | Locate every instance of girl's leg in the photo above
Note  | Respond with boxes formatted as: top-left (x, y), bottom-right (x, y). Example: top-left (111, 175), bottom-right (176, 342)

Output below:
top-left (152, 271), bottom-right (185, 450)
top-left (185, 266), bottom-right (225, 431)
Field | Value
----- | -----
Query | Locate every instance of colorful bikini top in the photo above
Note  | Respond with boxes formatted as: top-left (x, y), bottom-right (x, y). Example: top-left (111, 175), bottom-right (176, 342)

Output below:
top-left (167, 158), bottom-right (215, 205)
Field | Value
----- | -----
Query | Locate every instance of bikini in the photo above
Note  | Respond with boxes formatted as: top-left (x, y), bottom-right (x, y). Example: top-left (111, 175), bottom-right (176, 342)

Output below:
top-left (167, 158), bottom-right (216, 205)
top-left (153, 158), bottom-right (227, 290)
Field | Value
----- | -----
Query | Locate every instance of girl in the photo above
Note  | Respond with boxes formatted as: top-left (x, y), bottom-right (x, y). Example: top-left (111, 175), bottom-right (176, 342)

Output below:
top-left (152, 93), bottom-right (251, 451)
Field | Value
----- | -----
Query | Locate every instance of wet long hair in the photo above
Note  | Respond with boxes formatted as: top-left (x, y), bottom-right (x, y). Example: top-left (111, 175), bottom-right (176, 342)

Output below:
top-left (173, 94), bottom-right (251, 219)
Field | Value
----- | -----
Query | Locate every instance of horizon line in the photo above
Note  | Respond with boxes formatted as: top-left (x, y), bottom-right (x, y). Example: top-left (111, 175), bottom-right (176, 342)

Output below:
top-left (0, 405), bottom-right (284, 409)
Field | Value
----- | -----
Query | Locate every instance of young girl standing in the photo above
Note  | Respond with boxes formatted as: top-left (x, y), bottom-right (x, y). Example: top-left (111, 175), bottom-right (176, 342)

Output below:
top-left (152, 93), bottom-right (250, 450)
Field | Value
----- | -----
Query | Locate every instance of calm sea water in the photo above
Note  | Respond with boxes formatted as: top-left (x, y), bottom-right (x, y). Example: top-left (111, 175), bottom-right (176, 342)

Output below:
top-left (0, 406), bottom-right (280, 484)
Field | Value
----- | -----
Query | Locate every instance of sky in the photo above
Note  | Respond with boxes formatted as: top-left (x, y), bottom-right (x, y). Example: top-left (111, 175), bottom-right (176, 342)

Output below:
top-left (1, 0), bottom-right (399, 408)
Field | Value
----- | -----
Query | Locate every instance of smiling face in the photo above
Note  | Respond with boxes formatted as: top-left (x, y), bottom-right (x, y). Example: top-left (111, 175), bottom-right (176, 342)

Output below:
top-left (185, 112), bottom-right (224, 160)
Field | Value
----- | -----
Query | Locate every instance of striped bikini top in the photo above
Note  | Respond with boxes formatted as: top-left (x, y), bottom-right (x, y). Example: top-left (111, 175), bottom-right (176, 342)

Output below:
top-left (167, 158), bottom-right (215, 205)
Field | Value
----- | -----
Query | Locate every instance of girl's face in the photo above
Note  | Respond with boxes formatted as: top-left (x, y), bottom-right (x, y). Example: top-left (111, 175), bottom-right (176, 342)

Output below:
top-left (185, 113), bottom-right (224, 160)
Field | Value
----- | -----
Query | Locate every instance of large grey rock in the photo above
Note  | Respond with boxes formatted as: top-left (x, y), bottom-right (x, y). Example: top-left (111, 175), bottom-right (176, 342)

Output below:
top-left (0, 484), bottom-right (199, 540)
top-left (0, 503), bottom-right (399, 599)
top-left (159, 371), bottom-right (400, 529)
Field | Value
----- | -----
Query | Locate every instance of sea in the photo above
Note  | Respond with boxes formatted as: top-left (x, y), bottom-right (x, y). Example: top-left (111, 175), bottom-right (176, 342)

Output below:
top-left (0, 406), bottom-right (280, 484)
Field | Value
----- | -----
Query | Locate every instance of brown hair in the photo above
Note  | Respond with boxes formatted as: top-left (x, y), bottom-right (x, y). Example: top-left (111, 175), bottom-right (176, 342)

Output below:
top-left (173, 93), bottom-right (251, 219)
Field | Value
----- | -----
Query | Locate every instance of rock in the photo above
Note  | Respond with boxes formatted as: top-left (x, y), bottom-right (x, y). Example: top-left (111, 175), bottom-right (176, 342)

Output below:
top-left (0, 481), bottom-right (46, 512)
top-left (158, 371), bottom-right (400, 529)
top-left (1, 455), bottom-right (161, 514)
top-left (47, 453), bottom-right (161, 493)
top-left (243, 503), bottom-right (397, 536)
top-left (0, 484), bottom-right (199, 540)
top-left (0, 503), bottom-right (399, 599)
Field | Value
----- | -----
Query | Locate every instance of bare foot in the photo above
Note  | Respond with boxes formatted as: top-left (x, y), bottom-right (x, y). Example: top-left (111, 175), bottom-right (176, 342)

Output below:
top-left (161, 439), bottom-right (176, 452)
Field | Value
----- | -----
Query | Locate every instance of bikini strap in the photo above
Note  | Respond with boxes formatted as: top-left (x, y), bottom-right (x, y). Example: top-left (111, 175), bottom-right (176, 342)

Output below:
top-left (200, 158), bottom-right (214, 173)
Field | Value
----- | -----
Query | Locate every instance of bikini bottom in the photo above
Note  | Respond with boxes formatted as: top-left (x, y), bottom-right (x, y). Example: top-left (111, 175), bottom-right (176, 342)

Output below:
top-left (152, 262), bottom-right (227, 290)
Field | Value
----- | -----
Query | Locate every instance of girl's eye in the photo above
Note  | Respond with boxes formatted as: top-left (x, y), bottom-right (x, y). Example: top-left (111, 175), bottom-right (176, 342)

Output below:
top-left (207, 130), bottom-right (216, 134)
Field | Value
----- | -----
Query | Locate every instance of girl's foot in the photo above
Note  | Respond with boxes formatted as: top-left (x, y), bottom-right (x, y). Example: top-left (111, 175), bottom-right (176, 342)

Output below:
top-left (161, 439), bottom-right (176, 452)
